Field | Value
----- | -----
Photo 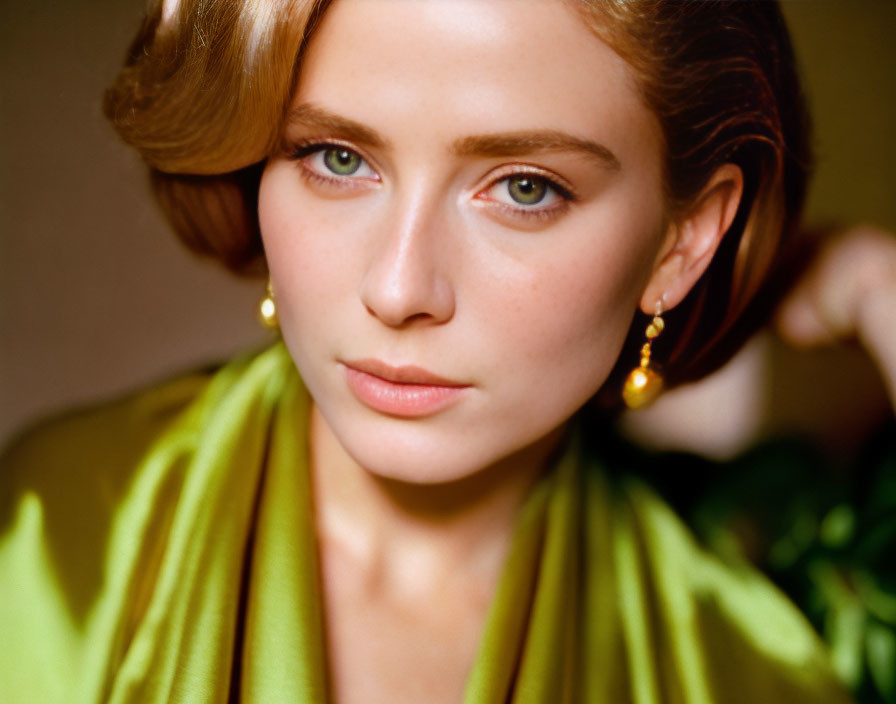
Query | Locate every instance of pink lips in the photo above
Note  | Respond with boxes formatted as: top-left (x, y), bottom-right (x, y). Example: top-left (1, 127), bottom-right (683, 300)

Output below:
top-left (342, 359), bottom-right (470, 417)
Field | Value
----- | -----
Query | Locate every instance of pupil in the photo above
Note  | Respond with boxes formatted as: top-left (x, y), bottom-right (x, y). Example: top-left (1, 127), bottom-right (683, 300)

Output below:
top-left (508, 176), bottom-right (546, 205)
top-left (325, 148), bottom-right (361, 175)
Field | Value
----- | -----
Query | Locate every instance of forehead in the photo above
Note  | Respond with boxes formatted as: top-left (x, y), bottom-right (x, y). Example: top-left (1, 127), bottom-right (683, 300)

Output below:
top-left (296, 0), bottom-right (660, 164)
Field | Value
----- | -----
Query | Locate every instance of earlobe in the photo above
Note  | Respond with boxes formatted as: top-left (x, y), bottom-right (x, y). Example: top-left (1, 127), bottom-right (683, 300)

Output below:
top-left (639, 163), bottom-right (744, 313)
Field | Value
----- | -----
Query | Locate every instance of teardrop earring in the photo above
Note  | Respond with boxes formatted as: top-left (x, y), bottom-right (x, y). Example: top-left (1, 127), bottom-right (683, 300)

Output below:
top-left (622, 301), bottom-right (665, 409)
top-left (258, 279), bottom-right (279, 330)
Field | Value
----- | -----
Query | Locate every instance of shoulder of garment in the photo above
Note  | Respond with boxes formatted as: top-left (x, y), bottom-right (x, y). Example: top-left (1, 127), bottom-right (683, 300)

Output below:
top-left (0, 343), bottom-right (292, 704)
top-left (571, 426), bottom-right (857, 703)
top-left (597, 471), bottom-right (855, 704)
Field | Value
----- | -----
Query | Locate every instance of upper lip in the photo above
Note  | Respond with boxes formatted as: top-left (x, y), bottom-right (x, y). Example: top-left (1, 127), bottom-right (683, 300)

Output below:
top-left (343, 358), bottom-right (469, 387)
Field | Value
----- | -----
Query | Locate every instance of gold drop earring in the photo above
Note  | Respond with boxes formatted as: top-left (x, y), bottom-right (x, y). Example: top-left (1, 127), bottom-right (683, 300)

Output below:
top-left (622, 301), bottom-right (665, 409)
top-left (258, 279), bottom-right (279, 330)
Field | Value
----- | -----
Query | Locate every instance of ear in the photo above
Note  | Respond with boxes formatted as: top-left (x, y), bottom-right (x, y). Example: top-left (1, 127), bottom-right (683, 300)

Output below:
top-left (640, 163), bottom-right (743, 314)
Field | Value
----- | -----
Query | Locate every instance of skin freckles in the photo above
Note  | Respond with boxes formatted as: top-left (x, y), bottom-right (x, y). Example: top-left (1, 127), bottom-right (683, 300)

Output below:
top-left (255, 2), bottom-right (746, 700)
top-left (259, 0), bottom-right (673, 486)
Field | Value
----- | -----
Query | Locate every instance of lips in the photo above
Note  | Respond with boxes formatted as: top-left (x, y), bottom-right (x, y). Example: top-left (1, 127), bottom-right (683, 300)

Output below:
top-left (344, 358), bottom-right (467, 386)
top-left (341, 359), bottom-right (470, 417)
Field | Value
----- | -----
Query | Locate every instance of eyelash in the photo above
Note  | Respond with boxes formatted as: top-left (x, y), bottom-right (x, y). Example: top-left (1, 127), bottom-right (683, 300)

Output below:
top-left (285, 139), bottom-right (577, 221)
top-left (287, 140), bottom-right (380, 191)
top-left (474, 167), bottom-right (576, 223)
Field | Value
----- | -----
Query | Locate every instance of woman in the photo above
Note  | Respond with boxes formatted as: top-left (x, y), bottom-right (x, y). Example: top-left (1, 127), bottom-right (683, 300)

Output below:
top-left (2, 0), bottom-right (894, 702)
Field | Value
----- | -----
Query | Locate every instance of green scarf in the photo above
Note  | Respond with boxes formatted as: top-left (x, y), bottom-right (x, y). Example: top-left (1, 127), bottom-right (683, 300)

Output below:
top-left (0, 344), bottom-right (850, 702)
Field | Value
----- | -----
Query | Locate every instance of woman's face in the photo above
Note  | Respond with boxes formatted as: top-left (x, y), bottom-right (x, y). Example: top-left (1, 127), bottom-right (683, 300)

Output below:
top-left (259, 0), bottom-right (668, 483)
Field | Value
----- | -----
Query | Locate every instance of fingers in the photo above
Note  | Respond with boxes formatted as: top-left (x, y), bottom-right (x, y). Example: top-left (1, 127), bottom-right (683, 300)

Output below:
top-left (776, 287), bottom-right (838, 346)
top-left (775, 225), bottom-right (896, 347)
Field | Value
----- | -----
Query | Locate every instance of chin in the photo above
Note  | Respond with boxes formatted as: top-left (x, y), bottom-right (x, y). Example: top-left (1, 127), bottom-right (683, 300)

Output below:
top-left (336, 420), bottom-right (503, 485)
top-left (326, 403), bottom-right (568, 489)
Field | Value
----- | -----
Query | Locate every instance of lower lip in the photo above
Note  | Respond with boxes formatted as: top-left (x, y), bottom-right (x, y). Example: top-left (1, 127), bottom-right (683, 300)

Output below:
top-left (343, 366), bottom-right (468, 418)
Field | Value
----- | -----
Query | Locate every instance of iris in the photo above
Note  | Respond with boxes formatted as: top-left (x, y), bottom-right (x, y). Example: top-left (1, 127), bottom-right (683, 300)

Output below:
top-left (507, 175), bottom-right (547, 205)
top-left (324, 148), bottom-right (362, 175)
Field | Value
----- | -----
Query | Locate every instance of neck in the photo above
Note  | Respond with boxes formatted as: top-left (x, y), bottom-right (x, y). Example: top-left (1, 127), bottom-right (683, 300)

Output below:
top-left (309, 404), bottom-right (566, 597)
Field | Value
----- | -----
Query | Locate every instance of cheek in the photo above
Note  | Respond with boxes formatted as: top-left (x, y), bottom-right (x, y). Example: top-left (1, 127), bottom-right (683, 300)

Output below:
top-left (478, 210), bottom-right (662, 418)
top-left (491, 266), bottom-right (634, 391)
top-left (258, 164), bottom-right (305, 283)
top-left (258, 164), bottom-right (355, 325)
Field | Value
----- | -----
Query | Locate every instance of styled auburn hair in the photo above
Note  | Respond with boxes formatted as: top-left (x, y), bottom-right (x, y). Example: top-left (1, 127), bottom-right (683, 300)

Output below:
top-left (105, 0), bottom-right (811, 397)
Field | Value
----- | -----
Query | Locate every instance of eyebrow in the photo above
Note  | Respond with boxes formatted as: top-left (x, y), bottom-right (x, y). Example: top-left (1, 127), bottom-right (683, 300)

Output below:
top-left (453, 131), bottom-right (621, 172)
top-left (286, 103), bottom-right (621, 171)
top-left (287, 103), bottom-right (387, 148)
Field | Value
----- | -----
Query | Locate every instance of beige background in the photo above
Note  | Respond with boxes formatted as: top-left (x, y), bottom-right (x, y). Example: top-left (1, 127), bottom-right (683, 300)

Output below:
top-left (2, 1), bottom-right (895, 446)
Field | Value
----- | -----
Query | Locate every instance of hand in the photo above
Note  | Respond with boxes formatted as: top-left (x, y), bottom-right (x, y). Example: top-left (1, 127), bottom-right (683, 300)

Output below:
top-left (775, 224), bottom-right (896, 403)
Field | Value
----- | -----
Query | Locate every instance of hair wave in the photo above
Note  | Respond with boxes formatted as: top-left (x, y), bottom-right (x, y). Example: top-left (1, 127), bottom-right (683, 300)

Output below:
top-left (105, 0), bottom-right (811, 401)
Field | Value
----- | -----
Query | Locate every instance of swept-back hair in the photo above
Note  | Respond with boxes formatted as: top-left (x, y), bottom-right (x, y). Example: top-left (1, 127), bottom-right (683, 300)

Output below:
top-left (105, 0), bottom-right (811, 399)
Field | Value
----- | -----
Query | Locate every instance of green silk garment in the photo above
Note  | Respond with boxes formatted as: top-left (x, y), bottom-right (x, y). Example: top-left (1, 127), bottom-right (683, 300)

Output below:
top-left (0, 344), bottom-right (852, 703)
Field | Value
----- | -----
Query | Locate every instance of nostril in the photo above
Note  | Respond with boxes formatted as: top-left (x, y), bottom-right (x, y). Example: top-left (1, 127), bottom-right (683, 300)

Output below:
top-left (401, 311), bottom-right (437, 327)
top-left (362, 298), bottom-right (442, 328)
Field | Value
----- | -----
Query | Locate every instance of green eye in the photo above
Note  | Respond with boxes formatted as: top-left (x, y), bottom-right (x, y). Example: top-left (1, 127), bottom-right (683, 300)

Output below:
top-left (323, 148), bottom-right (362, 175)
top-left (507, 175), bottom-right (547, 205)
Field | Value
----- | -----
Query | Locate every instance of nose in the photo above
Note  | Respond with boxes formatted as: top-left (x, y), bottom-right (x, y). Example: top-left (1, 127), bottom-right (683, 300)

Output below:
top-left (359, 197), bottom-right (456, 328)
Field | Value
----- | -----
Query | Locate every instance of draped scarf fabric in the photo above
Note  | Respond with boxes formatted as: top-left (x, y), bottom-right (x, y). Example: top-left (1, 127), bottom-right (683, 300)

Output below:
top-left (0, 345), bottom-right (851, 703)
